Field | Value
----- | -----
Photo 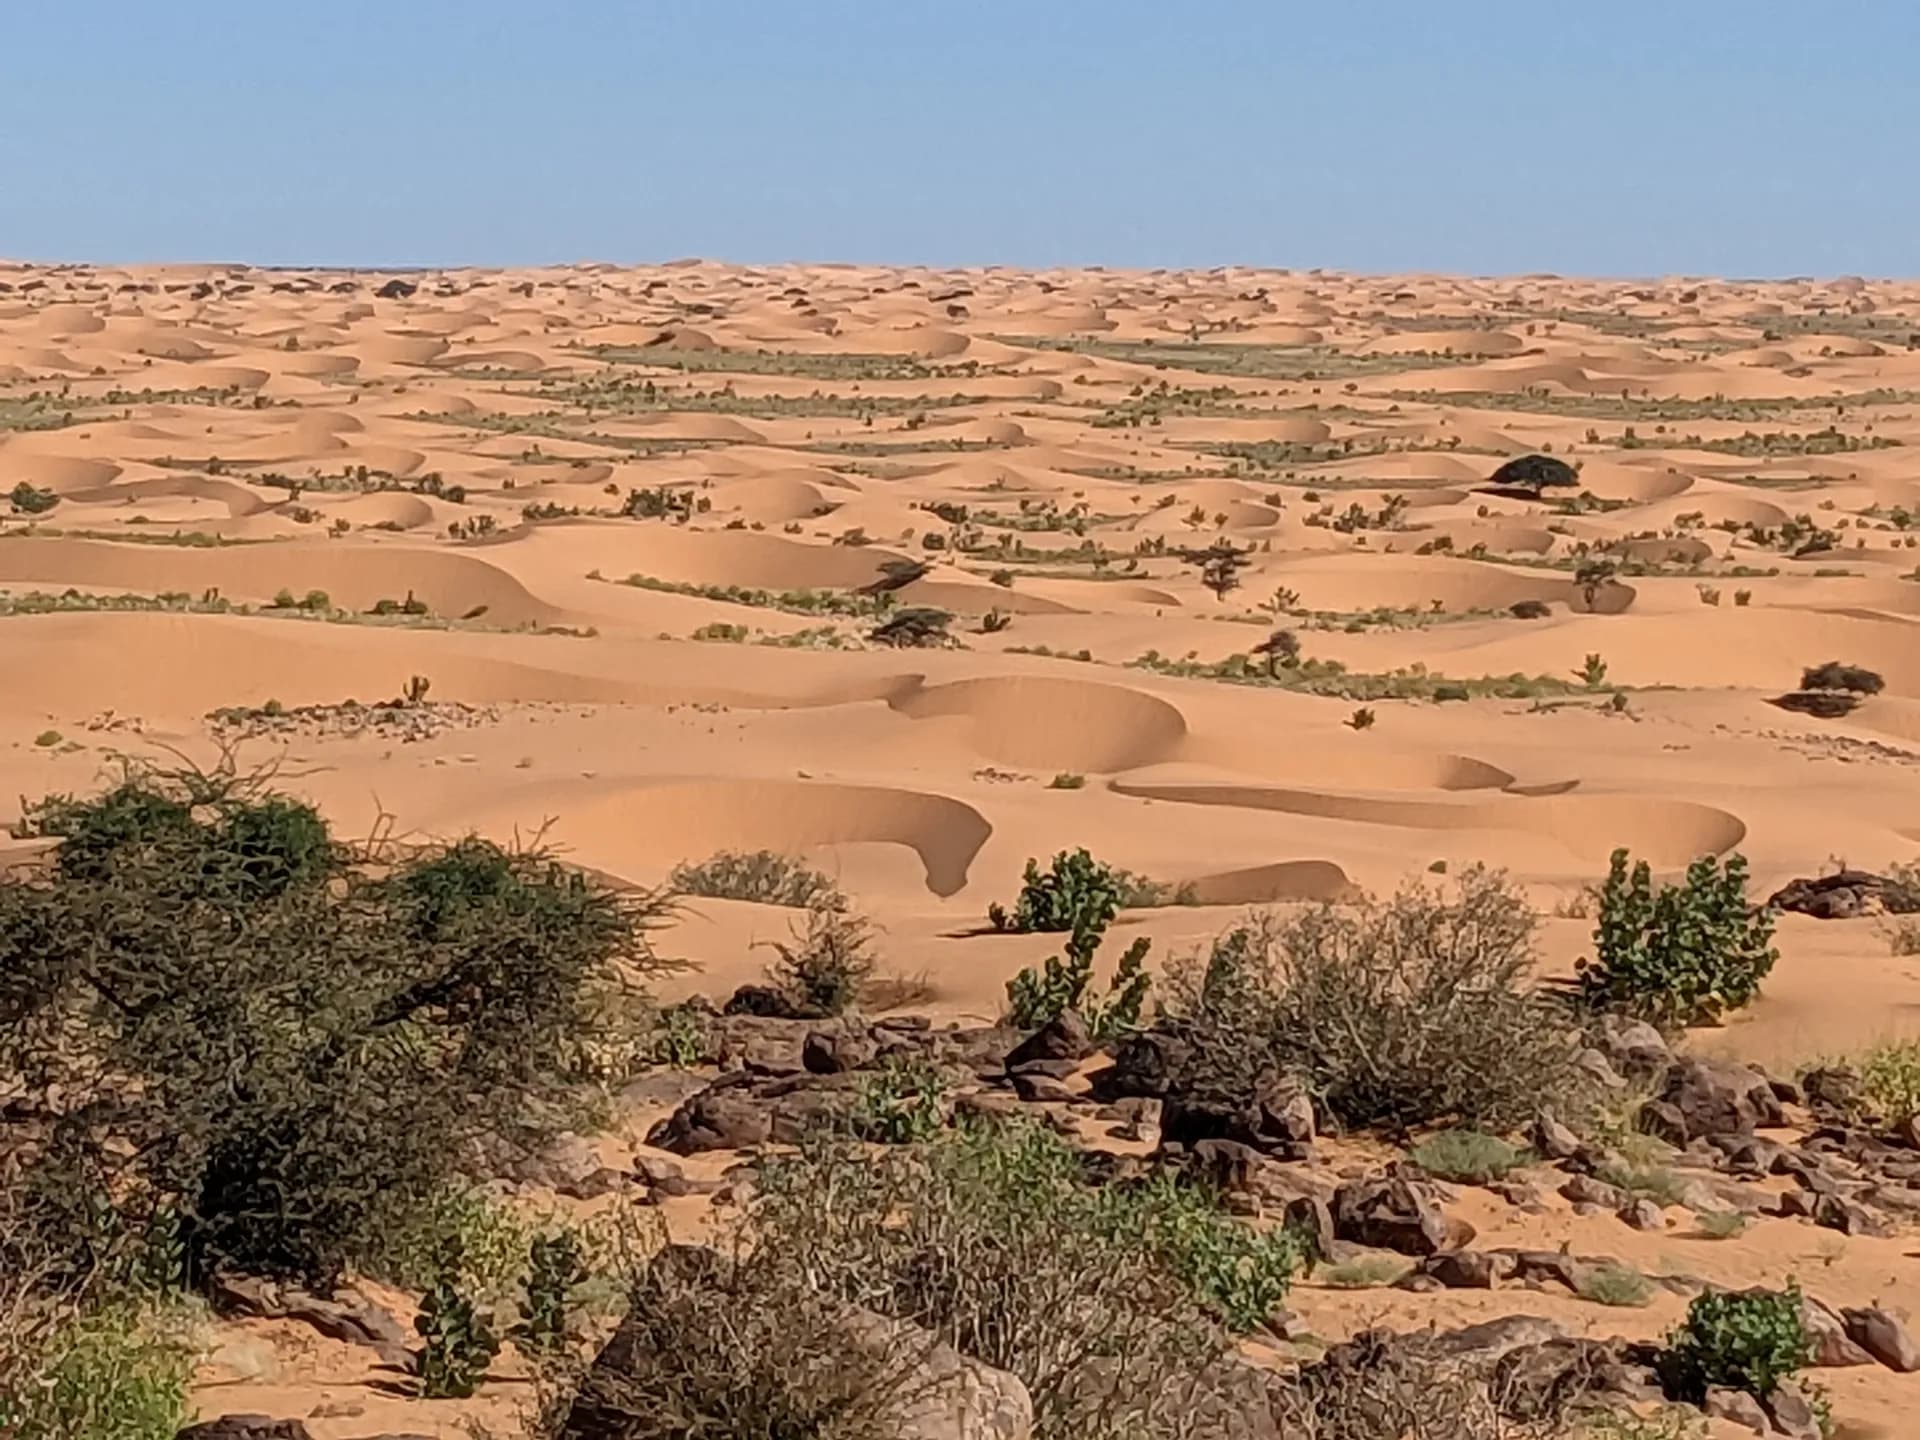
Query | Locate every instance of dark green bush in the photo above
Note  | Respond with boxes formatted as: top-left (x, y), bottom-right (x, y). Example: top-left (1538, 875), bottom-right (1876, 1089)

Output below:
top-left (1579, 848), bottom-right (1777, 1024)
top-left (991, 848), bottom-right (1124, 934)
top-left (515, 1228), bottom-right (588, 1355)
top-left (1656, 1283), bottom-right (1810, 1404)
top-left (0, 763), bottom-right (672, 1292)
top-left (415, 1239), bottom-right (500, 1398)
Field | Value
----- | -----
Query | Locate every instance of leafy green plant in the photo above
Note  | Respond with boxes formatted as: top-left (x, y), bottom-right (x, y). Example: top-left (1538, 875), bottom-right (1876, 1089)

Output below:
top-left (1578, 848), bottom-right (1778, 1024)
top-left (1857, 1038), bottom-right (1920, 1126)
top-left (1409, 1129), bottom-right (1529, 1183)
top-left (0, 1301), bottom-right (196, 1440)
top-left (1133, 1174), bottom-right (1307, 1333)
top-left (415, 1240), bottom-right (500, 1398)
top-left (514, 1228), bottom-right (587, 1355)
top-left (852, 1059), bottom-right (947, 1144)
top-left (363, 1181), bottom-right (531, 1303)
top-left (991, 848), bottom-right (1122, 935)
top-left (1656, 1282), bottom-right (1810, 1404)
top-left (649, 1001), bottom-right (709, 1069)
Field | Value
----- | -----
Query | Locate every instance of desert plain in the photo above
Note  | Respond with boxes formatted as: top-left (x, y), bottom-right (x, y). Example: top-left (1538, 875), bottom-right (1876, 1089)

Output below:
top-left (5, 257), bottom-right (1920, 1437)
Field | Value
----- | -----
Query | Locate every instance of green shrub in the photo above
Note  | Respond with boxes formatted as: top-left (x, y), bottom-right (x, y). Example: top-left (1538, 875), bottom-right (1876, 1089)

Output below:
top-left (1409, 1129), bottom-right (1529, 1183)
top-left (852, 1059), bottom-right (948, 1144)
top-left (362, 1181), bottom-right (532, 1303)
top-left (1134, 1173), bottom-right (1308, 1333)
top-left (670, 849), bottom-right (846, 910)
top-left (1858, 1039), bottom-right (1920, 1126)
top-left (1048, 771), bottom-right (1086, 789)
top-left (0, 1301), bottom-right (196, 1440)
top-left (759, 904), bottom-right (877, 1017)
top-left (415, 1240), bottom-right (500, 1398)
top-left (1579, 848), bottom-right (1777, 1024)
top-left (990, 848), bottom-right (1123, 934)
top-left (515, 1227), bottom-right (588, 1355)
top-left (1656, 1282), bottom-right (1810, 1404)
top-left (0, 762), bottom-right (673, 1292)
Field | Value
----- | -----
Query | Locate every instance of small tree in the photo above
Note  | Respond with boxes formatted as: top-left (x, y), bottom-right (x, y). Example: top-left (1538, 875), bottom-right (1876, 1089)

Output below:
top-left (1578, 848), bottom-right (1778, 1025)
top-left (1487, 454), bottom-right (1578, 498)
top-left (1185, 540), bottom-right (1249, 602)
top-left (1252, 628), bottom-right (1300, 677)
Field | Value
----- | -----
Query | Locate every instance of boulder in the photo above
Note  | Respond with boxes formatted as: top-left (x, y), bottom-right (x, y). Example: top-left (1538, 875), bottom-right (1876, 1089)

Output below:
top-left (1763, 1380), bottom-right (1824, 1440)
top-left (645, 1080), bottom-right (773, 1154)
top-left (1099, 1029), bottom-right (1192, 1098)
top-left (1702, 1386), bottom-right (1769, 1433)
top-left (1332, 1174), bottom-right (1469, 1257)
top-left (1618, 1198), bottom-right (1666, 1232)
top-left (206, 1274), bottom-right (410, 1368)
top-left (1592, 1015), bottom-right (1672, 1081)
top-left (1660, 1056), bottom-right (1784, 1141)
top-left (1529, 1111), bottom-right (1581, 1162)
top-left (1009, 1071), bottom-right (1078, 1105)
top-left (1798, 1293), bottom-right (1874, 1367)
top-left (1004, 1009), bottom-right (1092, 1068)
top-left (1841, 1306), bottom-right (1920, 1372)
top-left (1419, 1250), bottom-right (1513, 1289)
top-left (803, 1027), bottom-right (878, 1075)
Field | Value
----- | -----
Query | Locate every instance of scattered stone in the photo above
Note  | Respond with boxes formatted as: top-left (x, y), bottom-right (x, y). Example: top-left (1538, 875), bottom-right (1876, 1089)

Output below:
top-left (1332, 1173), bottom-right (1470, 1257)
top-left (1813, 1192), bottom-right (1887, 1236)
top-left (1768, 869), bottom-right (1909, 920)
top-left (1004, 1009), bottom-right (1092, 1068)
top-left (1419, 1250), bottom-right (1514, 1289)
top-left (1660, 1056), bottom-right (1785, 1141)
top-left (1702, 1386), bottom-right (1769, 1433)
top-left (1559, 1175), bottom-right (1627, 1208)
top-left (1799, 1293), bottom-right (1875, 1367)
top-left (1009, 1071), bottom-right (1078, 1105)
top-left (1841, 1306), bottom-right (1920, 1372)
top-left (1529, 1111), bottom-right (1581, 1161)
top-left (1763, 1380), bottom-right (1823, 1440)
top-left (1592, 1015), bottom-right (1672, 1081)
top-left (802, 1028), bottom-right (877, 1075)
top-left (1618, 1198), bottom-right (1666, 1231)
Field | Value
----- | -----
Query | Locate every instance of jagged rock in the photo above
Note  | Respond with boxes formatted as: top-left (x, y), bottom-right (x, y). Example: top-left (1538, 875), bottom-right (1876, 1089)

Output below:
top-left (1096, 1096), bottom-right (1161, 1127)
top-left (1813, 1192), bottom-right (1887, 1236)
top-left (374, 278), bottom-right (417, 300)
top-left (1159, 1070), bottom-right (1314, 1159)
top-left (1004, 1009), bottom-right (1092, 1068)
top-left (722, 984), bottom-right (816, 1020)
top-left (1768, 869), bottom-right (1906, 920)
top-left (1618, 1198), bottom-right (1667, 1231)
top-left (1530, 1111), bottom-right (1581, 1161)
top-left (1007, 1056), bottom-right (1080, 1080)
top-left (645, 1079), bottom-right (773, 1153)
top-left (1660, 1056), bottom-right (1785, 1141)
top-left (178, 1420), bottom-right (316, 1440)
top-left (1702, 1386), bottom-right (1769, 1433)
top-left (1634, 1097), bottom-right (1690, 1148)
top-left (1764, 1380), bottom-right (1823, 1439)
top-left (1800, 1065), bottom-right (1861, 1116)
top-left (1332, 1174), bottom-right (1470, 1256)
top-left (803, 1028), bottom-right (877, 1075)
top-left (1709, 1134), bottom-right (1791, 1177)
top-left (1559, 1174), bottom-right (1627, 1208)
top-left (206, 1275), bottom-right (410, 1367)
top-left (1010, 1071), bottom-right (1078, 1104)
top-left (1419, 1250), bottom-right (1514, 1289)
top-left (1186, 1137), bottom-right (1265, 1197)
top-left (1282, 1195), bottom-right (1337, 1261)
top-left (1099, 1029), bottom-right (1191, 1098)
top-left (1425, 1314), bottom-right (1563, 1360)
top-left (955, 1091), bottom-right (1022, 1123)
top-left (1841, 1306), bottom-right (1920, 1372)
top-left (1799, 1293), bottom-right (1875, 1367)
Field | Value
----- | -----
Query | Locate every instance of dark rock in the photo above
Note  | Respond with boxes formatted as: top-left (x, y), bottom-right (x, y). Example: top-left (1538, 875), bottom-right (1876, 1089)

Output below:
top-left (374, 278), bottom-right (417, 300)
top-left (1841, 1306), bottom-right (1920, 1372)
top-left (1799, 1293), bottom-right (1874, 1367)
top-left (955, 1091), bottom-right (1022, 1123)
top-left (1007, 1056), bottom-right (1080, 1080)
top-left (1634, 1097), bottom-right (1690, 1148)
top-left (1425, 1314), bottom-right (1563, 1360)
top-left (1768, 869), bottom-right (1898, 919)
top-left (205, 1275), bottom-right (410, 1367)
top-left (1419, 1250), bottom-right (1514, 1289)
top-left (1010, 1071), bottom-right (1078, 1104)
top-left (646, 1080), bottom-right (773, 1154)
top-left (1332, 1174), bottom-right (1468, 1256)
top-left (1800, 1065), bottom-right (1862, 1115)
top-left (803, 1028), bottom-right (877, 1075)
top-left (1282, 1195), bottom-right (1337, 1261)
top-left (1099, 1029), bottom-right (1191, 1098)
top-left (1814, 1192), bottom-right (1887, 1236)
top-left (178, 1420), bottom-right (316, 1440)
top-left (721, 983), bottom-right (814, 1020)
top-left (1004, 1009), bottom-right (1093, 1068)
top-left (1660, 1056), bottom-right (1785, 1141)
top-left (1096, 1096), bottom-right (1161, 1127)
top-left (1188, 1138), bottom-right (1265, 1196)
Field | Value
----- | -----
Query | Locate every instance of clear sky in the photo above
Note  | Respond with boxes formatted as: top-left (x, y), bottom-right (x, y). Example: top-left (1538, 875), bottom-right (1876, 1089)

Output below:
top-left (3, 2), bottom-right (1916, 277)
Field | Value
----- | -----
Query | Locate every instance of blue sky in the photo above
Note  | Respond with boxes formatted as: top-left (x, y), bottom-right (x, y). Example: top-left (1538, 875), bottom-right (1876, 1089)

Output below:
top-left (3, 2), bottom-right (1916, 277)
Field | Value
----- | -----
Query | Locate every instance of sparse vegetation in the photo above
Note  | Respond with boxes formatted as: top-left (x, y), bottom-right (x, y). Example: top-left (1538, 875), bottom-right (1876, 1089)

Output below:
top-left (670, 849), bottom-right (847, 910)
top-left (758, 903), bottom-right (879, 1017)
top-left (1579, 848), bottom-right (1778, 1024)
top-left (1409, 1129), bottom-right (1530, 1183)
